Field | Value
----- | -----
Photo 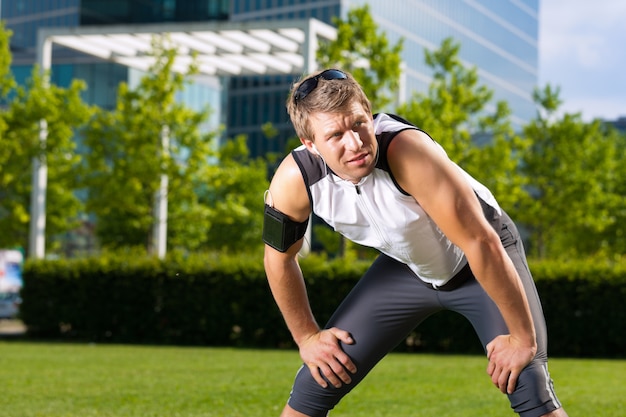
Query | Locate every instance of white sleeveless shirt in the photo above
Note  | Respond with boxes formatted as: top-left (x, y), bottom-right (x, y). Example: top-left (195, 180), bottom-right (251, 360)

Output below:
top-left (292, 113), bottom-right (501, 288)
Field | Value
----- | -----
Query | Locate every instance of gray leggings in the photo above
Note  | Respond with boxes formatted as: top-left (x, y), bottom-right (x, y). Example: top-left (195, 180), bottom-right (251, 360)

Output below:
top-left (287, 210), bottom-right (562, 417)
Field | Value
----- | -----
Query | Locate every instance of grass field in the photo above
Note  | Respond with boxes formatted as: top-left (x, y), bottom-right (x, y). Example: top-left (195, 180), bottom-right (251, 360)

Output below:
top-left (0, 341), bottom-right (624, 416)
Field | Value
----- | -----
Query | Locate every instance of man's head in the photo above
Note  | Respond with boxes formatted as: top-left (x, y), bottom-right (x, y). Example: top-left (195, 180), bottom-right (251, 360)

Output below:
top-left (286, 69), bottom-right (377, 184)
top-left (286, 69), bottom-right (372, 141)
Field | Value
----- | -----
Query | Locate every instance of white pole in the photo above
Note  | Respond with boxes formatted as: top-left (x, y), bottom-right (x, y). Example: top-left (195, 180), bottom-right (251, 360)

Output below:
top-left (397, 61), bottom-right (406, 109)
top-left (29, 35), bottom-right (52, 259)
top-left (152, 125), bottom-right (169, 259)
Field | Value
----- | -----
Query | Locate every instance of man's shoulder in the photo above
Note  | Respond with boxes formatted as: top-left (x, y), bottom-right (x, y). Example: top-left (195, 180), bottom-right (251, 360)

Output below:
top-left (268, 153), bottom-right (311, 219)
top-left (375, 114), bottom-right (423, 172)
top-left (374, 113), bottom-right (418, 135)
top-left (290, 145), bottom-right (327, 187)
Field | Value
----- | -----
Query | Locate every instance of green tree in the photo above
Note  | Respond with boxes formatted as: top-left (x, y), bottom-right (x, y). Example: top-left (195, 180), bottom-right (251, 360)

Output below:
top-left (600, 129), bottom-right (626, 255)
top-left (0, 24), bottom-right (16, 232)
top-left (398, 38), bottom-right (528, 212)
top-left (81, 37), bottom-right (215, 252)
top-left (0, 23), bottom-right (14, 99)
top-left (316, 4), bottom-right (404, 111)
top-left (82, 37), bottom-right (269, 254)
top-left (197, 135), bottom-right (269, 252)
top-left (0, 24), bottom-right (93, 252)
top-left (519, 85), bottom-right (624, 258)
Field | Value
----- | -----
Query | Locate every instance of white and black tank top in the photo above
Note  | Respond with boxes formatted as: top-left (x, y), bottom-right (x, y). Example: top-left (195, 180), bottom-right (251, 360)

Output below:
top-left (292, 113), bottom-right (501, 288)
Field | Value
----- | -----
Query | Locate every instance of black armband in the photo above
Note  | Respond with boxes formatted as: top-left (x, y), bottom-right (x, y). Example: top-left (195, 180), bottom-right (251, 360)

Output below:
top-left (263, 204), bottom-right (309, 252)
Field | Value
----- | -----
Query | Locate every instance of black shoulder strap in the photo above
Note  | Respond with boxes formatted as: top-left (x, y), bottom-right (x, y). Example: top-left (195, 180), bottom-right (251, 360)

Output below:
top-left (291, 147), bottom-right (325, 210)
top-left (374, 114), bottom-right (421, 196)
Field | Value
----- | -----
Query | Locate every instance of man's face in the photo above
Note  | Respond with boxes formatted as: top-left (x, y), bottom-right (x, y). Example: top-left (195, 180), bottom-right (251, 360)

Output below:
top-left (303, 101), bottom-right (377, 184)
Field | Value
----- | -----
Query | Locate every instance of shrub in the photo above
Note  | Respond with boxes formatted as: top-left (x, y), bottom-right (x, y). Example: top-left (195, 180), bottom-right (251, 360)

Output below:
top-left (19, 252), bottom-right (626, 357)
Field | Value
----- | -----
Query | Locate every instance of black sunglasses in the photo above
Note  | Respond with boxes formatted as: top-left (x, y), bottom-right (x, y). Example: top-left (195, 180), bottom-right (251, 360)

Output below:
top-left (293, 69), bottom-right (348, 103)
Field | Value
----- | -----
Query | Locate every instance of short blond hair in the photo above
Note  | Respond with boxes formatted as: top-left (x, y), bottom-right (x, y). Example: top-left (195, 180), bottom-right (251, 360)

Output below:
top-left (286, 69), bottom-right (372, 141)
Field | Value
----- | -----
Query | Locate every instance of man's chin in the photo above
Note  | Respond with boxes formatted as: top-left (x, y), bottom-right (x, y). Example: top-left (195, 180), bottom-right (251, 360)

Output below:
top-left (344, 166), bottom-right (375, 183)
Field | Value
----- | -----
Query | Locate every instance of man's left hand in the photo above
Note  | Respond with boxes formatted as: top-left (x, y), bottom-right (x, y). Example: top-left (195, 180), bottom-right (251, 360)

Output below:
top-left (486, 334), bottom-right (537, 394)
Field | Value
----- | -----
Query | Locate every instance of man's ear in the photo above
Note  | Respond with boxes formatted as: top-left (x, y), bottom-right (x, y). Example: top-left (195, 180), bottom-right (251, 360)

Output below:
top-left (301, 138), bottom-right (319, 155)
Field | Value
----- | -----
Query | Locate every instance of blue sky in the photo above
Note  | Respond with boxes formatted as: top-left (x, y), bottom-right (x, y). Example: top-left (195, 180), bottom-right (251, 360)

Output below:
top-left (538, 0), bottom-right (626, 121)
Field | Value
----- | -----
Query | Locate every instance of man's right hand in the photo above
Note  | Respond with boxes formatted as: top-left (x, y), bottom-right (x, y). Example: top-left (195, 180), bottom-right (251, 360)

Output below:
top-left (298, 327), bottom-right (357, 388)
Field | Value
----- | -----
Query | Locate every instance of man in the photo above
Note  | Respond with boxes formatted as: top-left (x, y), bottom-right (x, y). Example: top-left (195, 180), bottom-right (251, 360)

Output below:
top-left (263, 69), bottom-right (568, 417)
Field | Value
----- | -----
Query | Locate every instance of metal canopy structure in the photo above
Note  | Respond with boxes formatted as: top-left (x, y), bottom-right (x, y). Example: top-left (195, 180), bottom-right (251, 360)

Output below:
top-left (36, 18), bottom-right (337, 76)
top-left (29, 19), bottom-right (336, 259)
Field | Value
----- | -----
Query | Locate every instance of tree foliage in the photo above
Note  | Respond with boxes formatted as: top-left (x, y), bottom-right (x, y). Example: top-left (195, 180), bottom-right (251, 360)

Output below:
top-left (0, 23), bottom-right (14, 98)
top-left (197, 135), bottom-right (268, 252)
top-left (0, 23), bottom-right (93, 252)
top-left (316, 4), bottom-right (404, 111)
top-left (81, 37), bottom-right (215, 252)
top-left (398, 37), bottom-right (528, 212)
top-left (2, 17), bottom-right (624, 260)
top-left (81, 37), bottom-right (268, 253)
top-left (519, 85), bottom-right (625, 258)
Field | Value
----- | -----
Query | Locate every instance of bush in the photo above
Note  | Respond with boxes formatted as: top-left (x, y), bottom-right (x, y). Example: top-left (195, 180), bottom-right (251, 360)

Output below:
top-left (529, 258), bottom-right (626, 357)
top-left (19, 252), bottom-right (626, 357)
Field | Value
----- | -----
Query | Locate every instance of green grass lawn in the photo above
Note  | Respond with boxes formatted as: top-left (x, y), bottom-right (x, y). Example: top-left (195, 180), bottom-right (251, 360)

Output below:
top-left (0, 341), bottom-right (623, 416)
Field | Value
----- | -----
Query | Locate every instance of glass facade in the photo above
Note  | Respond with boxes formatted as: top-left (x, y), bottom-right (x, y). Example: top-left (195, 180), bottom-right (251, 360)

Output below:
top-left (227, 1), bottom-right (342, 156)
top-left (3, 0), bottom-right (539, 155)
top-left (2, 0), bottom-right (80, 51)
top-left (80, 0), bottom-right (229, 25)
top-left (3, 0), bottom-right (224, 116)
top-left (3, 0), bottom-right (129, 110)
top-left (350, 0), bottom-right (539, 127)
top-left (228, 0), bottom-right (538, 152)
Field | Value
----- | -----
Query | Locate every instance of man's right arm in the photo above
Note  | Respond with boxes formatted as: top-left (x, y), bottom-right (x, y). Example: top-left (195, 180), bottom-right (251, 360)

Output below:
top-left (263, 154), bottom-right (356, 388)
top-left (264, 241), bottom-right (319, 345)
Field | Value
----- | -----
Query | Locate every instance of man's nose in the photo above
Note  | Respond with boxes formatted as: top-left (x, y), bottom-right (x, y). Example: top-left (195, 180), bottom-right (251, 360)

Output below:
top-left (344, 129), bottom-right (363, 151)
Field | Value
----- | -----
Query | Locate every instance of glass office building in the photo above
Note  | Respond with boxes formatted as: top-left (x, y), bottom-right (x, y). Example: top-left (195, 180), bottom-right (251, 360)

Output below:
top-left (229, 0), bottom-right (538, 154)
top-left (3, 0), bottom-right (539, 155)
top-left (80, 0), bottom-right (229, 24)
top-left (3, 0), bottom-right (224, 121)
top-left (364, 0), bottom-right (538, 126)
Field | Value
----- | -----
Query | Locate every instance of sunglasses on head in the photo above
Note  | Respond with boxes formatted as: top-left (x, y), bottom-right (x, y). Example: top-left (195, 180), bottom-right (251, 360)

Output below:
top-left (293, 69), bottom-right (348, 103)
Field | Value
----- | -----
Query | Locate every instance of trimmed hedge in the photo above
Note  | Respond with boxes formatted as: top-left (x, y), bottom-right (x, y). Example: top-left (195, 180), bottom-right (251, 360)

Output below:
top-left (19, 252), bottom-right (626, 358)
top-left (528, 260), bottom-right (626, 358)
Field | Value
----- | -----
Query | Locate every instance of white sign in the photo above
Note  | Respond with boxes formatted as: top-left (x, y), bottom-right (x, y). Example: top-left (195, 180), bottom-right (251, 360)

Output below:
top-left (0, 250), bottom-right (24, 292)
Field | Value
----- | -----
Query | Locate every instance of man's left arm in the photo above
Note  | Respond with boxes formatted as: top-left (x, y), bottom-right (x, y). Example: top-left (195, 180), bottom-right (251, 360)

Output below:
top-left (388, 129), bottom-right (537, 395)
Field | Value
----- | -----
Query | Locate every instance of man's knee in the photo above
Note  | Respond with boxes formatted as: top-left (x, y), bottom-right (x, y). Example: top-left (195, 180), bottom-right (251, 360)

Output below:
top-left (286, 365), bottom-right (352, 417)
top-left (508, 362), bottom-right (564, 417)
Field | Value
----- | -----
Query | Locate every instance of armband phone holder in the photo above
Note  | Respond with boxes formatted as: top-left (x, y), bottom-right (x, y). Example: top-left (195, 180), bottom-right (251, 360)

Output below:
top-left (263, 204), bottom-right (309, 252)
